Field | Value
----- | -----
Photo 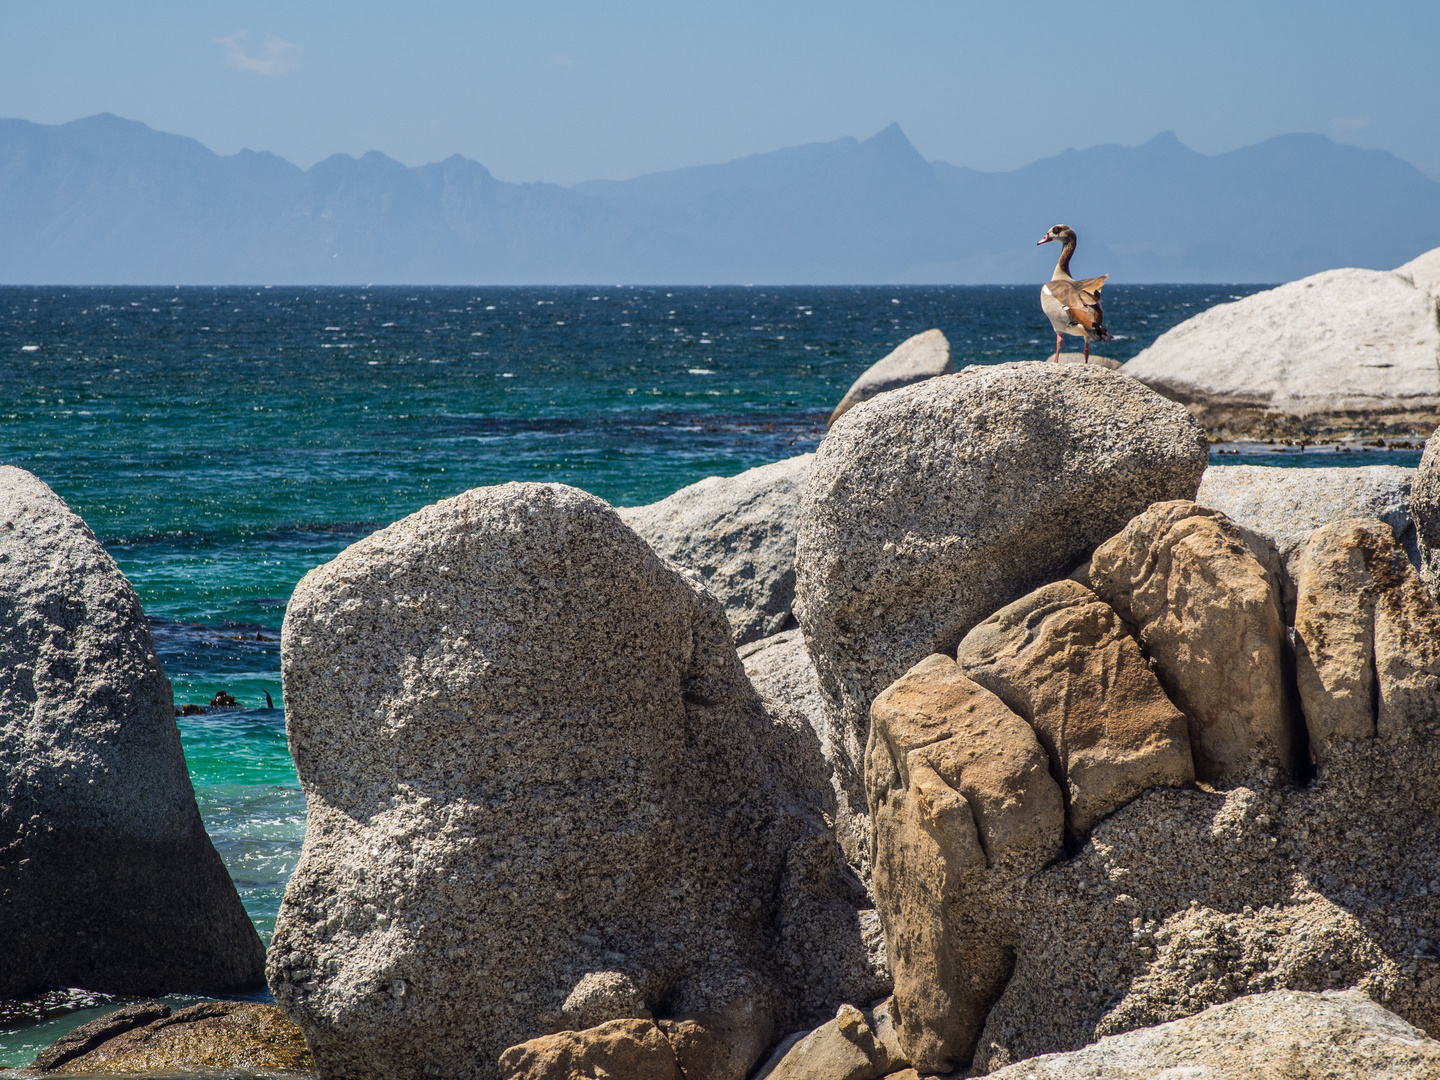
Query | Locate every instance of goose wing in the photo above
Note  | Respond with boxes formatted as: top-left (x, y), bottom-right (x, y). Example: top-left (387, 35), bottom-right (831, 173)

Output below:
top-left (1043, 278), bottom-right (1103, 330)
top-left (1075, 274), bottom-right (1109, 303)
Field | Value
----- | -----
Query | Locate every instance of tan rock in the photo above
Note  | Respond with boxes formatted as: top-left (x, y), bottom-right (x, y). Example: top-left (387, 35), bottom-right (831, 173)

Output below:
top-left (956, 580), bottom-right (1194, 837)
top-left (1294, 518), bottom-right (1440, 763)
top-left (865, 999), bottom-right (906, 1071)
top-left (869, 655), bottom-right (1064, 874)
top-left (1294, 522), bottom-right (1382, 753)
top-left (755, 1003), bottom-right (891, 1080)
top-left (866, 655), bottom-right (1062, 1073)
top-left (504, 1007), bottom-right (783, 1080)
top-left (499, 1018), bottom-right (682, 1080)
top-left (851, 521), bottom-right (1440, 1075)
top-left (662, 994), bottom-right (786, 1080)
top-left (659, 1016), bottom-right (756, 1080)
top-left (1089, 500), bottom-right (1292, 785)
top-left (34, 1001), bottom-right (313, 1075)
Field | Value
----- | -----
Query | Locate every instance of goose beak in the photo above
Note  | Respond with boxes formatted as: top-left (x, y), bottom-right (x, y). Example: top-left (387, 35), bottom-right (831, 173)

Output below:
top-left (1037, 234), bottom-right (1054, 245)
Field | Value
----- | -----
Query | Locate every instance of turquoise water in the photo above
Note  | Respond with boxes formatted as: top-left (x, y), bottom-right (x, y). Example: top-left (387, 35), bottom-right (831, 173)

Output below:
top-left (0, 284), bottom-right (1424, 1067)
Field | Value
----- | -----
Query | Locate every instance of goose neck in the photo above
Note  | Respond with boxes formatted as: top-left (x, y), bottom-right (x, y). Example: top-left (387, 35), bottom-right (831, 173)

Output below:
top-left (1052, 236), bottom-right (1076, 281)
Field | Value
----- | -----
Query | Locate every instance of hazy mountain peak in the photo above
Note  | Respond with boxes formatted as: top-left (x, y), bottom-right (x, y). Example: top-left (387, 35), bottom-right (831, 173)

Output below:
top-left (859, 122), bottom-right (929, 170)
top-left (64, 112), bottom-right (154, 134)
top-left (0, 114), bottom-right (1436, 284)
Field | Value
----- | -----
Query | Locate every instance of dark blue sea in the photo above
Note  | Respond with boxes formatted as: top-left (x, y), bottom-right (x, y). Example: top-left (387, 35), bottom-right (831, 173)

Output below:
top-left (0, 284), bottom-right (1424, 1066)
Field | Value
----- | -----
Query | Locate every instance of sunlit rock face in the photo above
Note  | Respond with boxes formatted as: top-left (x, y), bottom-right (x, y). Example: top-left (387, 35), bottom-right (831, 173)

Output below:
top-left (269, 482), bottom-right (882, 1080)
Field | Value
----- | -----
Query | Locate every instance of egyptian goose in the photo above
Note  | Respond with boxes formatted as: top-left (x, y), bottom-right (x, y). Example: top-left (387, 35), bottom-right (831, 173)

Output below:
top-left (1037, 224), bottom-right (1113, 361)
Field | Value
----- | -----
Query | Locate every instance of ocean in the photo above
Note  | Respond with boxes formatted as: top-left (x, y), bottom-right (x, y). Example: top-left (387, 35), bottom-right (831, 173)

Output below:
top-left (0, 283), bottom-right (1425, 1067)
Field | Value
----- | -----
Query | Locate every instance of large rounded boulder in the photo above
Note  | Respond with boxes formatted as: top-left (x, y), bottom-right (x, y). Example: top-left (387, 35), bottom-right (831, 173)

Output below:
top-left (793, 363), bottom-right (1208, 870)
top-left (1121, 265), bottom-right (1440, 438)
top-left (0, 466), bottom-right (265, 997)
top-left (268, 482), bottom-right (879, 1080)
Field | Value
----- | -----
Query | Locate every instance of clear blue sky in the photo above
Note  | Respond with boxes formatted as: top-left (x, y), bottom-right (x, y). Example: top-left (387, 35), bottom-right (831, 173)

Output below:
top-left (1, 1), bottom-right (1436, 184)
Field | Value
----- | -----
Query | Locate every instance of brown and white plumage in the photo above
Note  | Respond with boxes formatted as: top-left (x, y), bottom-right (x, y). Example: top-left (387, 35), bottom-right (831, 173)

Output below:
top-left (1037, 224), bottom-right (1113, 362)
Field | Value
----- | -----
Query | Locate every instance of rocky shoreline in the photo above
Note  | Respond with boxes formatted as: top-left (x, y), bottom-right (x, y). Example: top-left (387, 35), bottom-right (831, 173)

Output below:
top-left (6, 258), bottom-right (1440, 1079)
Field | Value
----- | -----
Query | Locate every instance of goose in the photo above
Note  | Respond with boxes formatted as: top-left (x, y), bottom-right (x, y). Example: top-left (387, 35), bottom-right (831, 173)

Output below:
top-left (1038, 224), bottom-right (1112, 362)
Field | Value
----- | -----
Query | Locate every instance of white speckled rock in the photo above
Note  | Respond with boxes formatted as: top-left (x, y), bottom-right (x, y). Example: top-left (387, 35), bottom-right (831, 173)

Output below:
top-left (1396, 244), bottom-right (1440, 300)
top-left (1056, 354), bottom-right (1121, 369)
top-left (738, 630), bottom-right (837, 841)
top-left (984, 991), bottom-right (1440, 1080)
top-left (619, 455), bottom-right (811, 646)
top-left (269, 482), bottom-right (878, 1080)
top-left (794, 363), bottom-right (1208, 873)
top-left (1197, 463), bottom-right (1417, 616)
top-left (827, 329), bottom-right (951, 429)
top-left (739, 630), bottom-right (824, 744)
top-left (0, 466), bottom-right (265, 998)
top-left (1413, 430), bottom-right (1440, 603)
top-left (1121, 268), bottom-right (1440, 437)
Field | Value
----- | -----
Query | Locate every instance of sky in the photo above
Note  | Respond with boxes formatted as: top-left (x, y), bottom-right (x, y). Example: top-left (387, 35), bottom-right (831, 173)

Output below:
top-left (0, 1), bottom-right (1436, 185)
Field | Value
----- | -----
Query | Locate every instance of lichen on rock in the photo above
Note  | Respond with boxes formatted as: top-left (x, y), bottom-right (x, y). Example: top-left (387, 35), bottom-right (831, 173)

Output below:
top-left (30, 1001), bottom-right (312, 1075)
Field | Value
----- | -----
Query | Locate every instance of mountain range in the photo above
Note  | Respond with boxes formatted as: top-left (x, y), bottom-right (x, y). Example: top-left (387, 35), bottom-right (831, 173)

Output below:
top-left (1, 113), bottom-right (1437, 285)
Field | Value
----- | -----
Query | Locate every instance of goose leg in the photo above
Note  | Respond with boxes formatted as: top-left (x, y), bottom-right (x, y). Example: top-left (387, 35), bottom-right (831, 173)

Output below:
top-left (1083, 338), bottom-right (1091, 362)
top-left (1052, 333), bottom-right (1062, 362)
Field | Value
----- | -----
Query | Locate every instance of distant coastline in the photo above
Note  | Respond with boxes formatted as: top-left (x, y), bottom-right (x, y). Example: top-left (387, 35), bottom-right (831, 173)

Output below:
top-left (1, 115), bottom-right (1437, 286)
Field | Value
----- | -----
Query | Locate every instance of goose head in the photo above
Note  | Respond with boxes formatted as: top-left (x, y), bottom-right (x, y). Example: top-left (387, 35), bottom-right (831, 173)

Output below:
top-left (1037, 224), bottom-right (1075, 246)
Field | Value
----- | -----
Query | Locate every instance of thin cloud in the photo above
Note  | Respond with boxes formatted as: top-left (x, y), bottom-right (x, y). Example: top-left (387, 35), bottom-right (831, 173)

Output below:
top-left (1330, 115), bottom-right (1372, 137)
top-left (217, 30), bottom-right (301, 76)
